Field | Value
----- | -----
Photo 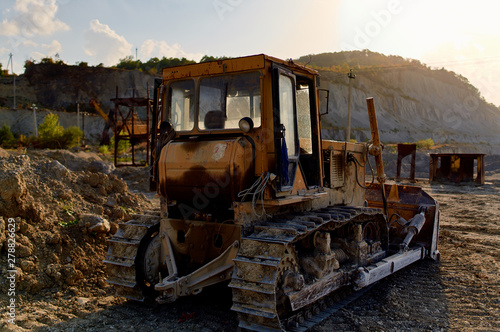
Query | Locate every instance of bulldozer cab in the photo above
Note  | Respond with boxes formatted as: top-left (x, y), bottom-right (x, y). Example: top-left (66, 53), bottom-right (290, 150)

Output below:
top-left (151, 54), bottom-right (323, 204)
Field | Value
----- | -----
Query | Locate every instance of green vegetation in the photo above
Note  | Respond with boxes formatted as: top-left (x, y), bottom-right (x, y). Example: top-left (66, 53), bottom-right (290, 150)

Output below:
top-left (199, 55), bottom-right (231, 63)
top-left (34, 113), bottom-right (83, 149)
top-left (98, 145), bottom-right (110, 154)
top-left (38, 113), bottom-right (63, 142)
top-left (416, 138), bottom-right (434, 150)
top-left (119, 206), bottom-right (135, 215)
top-left (385, 144), bottom-right (398, 154)
top-left (115, 55), bottom-right (196, 74)
top-left (59, 219), bottom-right (79, 227)
top-left (40, 56), bottom-right (66, 65)
top-left (0, 124), bottom-right (16, 148)
top-left (110, 134), bottom-right (131, 155)
top-left (295, 50), bottom-right (428, 72)
top-left (24, 54), bottom-right (231, 75)
top-left (58, 201), bottom-right (78, 227)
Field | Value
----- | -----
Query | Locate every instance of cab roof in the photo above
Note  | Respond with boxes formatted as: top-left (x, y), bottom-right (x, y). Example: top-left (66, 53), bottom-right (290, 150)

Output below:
top-left (162, 54), bottom-right (318, 80)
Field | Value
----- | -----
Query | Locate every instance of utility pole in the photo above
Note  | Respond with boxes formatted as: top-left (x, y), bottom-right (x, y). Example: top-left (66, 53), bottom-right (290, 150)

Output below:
top-left (76, 101), bottom-right (80, 145)
top-left (76, 102), bottom-right (80, 129)
top-left (346, 68), bottom-right (356, 142)
top-left (7, 53), bottom-right (16, 109)
top-left (32, 104), bottom-right (38, 136)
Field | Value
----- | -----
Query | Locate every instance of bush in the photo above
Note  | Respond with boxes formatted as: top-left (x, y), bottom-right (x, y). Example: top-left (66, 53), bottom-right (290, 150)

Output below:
top-left (60, 126), bottom-right (83, 148)
top-left (98, 145), bottom-right (110, 154)
top-left (416, 138), bottom-right (434, 150)
top-left (38, 114), bottom-right (63, 146)
top-left (110, 134), bottom-right (130, 155)
top-left (0, 124), bottom-right (16, 148)
top-left (35, 114), bottom-right (82, 149)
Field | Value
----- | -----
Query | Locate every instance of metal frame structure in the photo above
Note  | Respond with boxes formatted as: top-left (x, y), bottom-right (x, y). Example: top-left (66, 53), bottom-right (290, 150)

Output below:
top-left (396, 143), bottom-right (416, 181)
top-left (429, 153), bottom-right (485, 184)
top-left (111, 87), bottom-right (152, 167)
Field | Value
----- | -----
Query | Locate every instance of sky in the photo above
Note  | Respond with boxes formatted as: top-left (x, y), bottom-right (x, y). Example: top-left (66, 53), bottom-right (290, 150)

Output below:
top-left (1, 0), bottom-right (499, 106)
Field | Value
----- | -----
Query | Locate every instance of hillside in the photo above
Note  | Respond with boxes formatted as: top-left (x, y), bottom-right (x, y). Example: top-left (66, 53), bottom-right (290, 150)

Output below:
top-left (297, 51), bottom-right (500, 151)
top-left (1, 51), bottom-right (499, 151)
top-left (0, 63), bottom-right (156, 112)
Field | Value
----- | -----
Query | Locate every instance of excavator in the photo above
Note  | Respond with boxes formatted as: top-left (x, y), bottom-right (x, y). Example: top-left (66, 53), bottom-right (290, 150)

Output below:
top-left (104, 54), bottom-right (440, 331)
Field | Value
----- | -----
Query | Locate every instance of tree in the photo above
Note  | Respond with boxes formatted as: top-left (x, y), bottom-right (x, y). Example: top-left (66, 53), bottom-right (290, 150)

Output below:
top-left (38, 113), bottom-right (63, 143)
top-left (25, 58), bottom-right (35, 68)
top-left (116, 55), bottom-right (140, 70)
top-left (0, 124), bottom-right (15, 147)
top-left (36, 114), bottom-right (82, 149)
top-left (143, 57), bottom-right (160, 73)
top-left (199, 55), bottom-right (230, 63)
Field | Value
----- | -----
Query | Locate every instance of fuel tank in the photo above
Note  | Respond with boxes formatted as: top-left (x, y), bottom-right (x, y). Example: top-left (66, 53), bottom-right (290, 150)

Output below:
top-left (157, 137), bottom-right (254, 203)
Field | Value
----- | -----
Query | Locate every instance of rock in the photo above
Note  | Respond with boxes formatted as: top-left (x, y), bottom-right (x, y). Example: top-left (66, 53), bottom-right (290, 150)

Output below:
top-left (48, 160), bottom-right (70, 178)
top-left (21, 274), bottom-right (43, 294)
top-left (87, 160), bottom-right (115, 175)
top-left (88, 219), bottom-right (110, 234)
top-left (111, 207), bottom-right (125, 220)
top-left (83, 172), bottom-right (101, 187)
top-left (61, 264), bottom-right (83, 285)
top-left (0, 147), bottom-right (9, 158)
top-left (109, 221), bottom-right (119, 235)
top-left (20, 260), bottom-right (36, 272)
top-left (17, 243), bottom-right (33, 257)
top-left (18, 220), bottom-right (29, 234)
top-left (68, 286), bottom-right (79, 295)
top-left (46, 264), bottom-right (62, 281)
top-left (105, 195), bottom-right (118, 207)
top-left (79, 213), bottom-right (106, 228)
top-left (76, 297), bottom-right (90, 305)
top-left (46, 233), bottom-right (61, 245)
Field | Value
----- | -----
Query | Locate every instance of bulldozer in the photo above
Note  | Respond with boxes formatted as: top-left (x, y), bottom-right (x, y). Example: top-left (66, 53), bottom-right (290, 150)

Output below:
top-left (104, 54), bottom-right (440, 331)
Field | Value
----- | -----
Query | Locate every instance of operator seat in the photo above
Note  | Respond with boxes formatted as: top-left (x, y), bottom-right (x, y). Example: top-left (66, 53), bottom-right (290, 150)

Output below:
top-left (204, 110), bottom-right (226, 129)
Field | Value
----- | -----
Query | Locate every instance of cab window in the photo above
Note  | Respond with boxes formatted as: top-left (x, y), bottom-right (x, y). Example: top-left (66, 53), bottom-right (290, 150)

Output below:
top-left (199, 72), bottom-right (261, 130)
top-left (168, 79), bottom-right (195, 131)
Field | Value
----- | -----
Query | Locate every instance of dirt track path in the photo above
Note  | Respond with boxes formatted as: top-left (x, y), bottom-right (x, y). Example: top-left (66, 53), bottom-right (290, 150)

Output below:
top-left (3, 180), bottom-right (500, 331)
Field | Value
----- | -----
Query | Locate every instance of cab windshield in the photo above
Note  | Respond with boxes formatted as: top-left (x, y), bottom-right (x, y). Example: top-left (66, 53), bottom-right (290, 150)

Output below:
top-left (199, 72), bottom-right (261, 130)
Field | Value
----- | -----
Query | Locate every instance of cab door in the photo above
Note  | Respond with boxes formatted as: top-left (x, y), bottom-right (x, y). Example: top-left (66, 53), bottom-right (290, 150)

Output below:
top-left (272, 65), bottom-right (299, 192)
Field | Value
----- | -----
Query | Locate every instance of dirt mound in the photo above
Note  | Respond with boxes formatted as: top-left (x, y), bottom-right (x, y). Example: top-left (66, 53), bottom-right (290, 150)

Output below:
top-left (29, 149), bottom-right (112, 173)
top-left (0, 153), bottom-right (152, 330)
top-left (0, 148), bottom-right (9, 158)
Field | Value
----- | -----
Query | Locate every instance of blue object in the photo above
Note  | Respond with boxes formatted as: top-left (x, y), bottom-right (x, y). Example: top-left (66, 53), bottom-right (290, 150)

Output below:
top-left (281, 137), bottom-right (289, 185)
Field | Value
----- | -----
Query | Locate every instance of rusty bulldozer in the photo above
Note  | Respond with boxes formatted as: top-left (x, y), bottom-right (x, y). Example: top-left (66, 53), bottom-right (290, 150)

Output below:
top-left (104, 55), bottom-right (440, 331)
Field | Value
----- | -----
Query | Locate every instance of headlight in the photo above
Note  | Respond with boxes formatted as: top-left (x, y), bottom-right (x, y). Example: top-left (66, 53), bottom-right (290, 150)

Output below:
top-left (238, 117), bottom-right (254, 133)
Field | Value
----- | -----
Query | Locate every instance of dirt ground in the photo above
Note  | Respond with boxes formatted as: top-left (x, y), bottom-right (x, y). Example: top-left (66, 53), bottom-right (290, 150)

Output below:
top-left (1, 149), bottom-right (499, 331)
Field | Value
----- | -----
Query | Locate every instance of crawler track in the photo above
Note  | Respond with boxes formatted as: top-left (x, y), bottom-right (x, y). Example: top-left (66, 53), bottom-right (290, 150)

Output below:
top-left (230, 206), bottom-right (385, 331)
top-left (104, 212), bottom-right (160, 301)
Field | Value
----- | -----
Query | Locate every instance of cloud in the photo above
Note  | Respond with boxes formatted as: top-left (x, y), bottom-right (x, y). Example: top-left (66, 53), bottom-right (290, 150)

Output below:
top-left (42, 39), bottom-right (61, 54)
top-left (84, 19), bottom-right (133, 66)
top-left (0, 0), bottom-right (70, 37)
top-left (140, 39), bottom-right (203, 62)
top-left (24, 40), bottom-right (61, 61)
